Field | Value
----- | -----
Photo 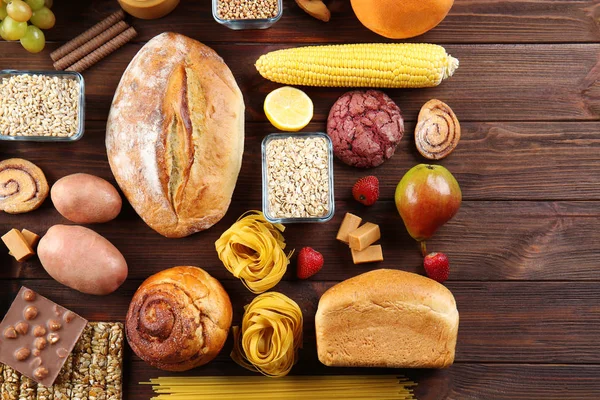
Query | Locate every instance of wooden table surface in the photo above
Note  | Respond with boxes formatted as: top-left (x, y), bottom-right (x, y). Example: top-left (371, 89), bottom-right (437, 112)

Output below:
top-left (2, 1), bottom-right (600, 399)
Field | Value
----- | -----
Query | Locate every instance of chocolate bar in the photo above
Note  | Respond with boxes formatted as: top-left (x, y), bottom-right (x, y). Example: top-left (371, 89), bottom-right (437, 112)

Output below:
top-left (0, 287), bottom-right (87, 387)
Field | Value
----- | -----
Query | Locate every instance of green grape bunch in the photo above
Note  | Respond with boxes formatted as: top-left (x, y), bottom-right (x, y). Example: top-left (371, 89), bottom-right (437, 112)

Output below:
top-left (0, 0), bottom-right (54, 53)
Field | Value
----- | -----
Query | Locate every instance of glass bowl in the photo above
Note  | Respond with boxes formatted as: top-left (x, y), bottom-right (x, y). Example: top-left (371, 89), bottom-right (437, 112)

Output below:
top-left (0, 70), bottom-right (85, 142)
top-left (212, 0), bottom-right (283, 30)
top-left (262, 132), bottom-right (335, 224)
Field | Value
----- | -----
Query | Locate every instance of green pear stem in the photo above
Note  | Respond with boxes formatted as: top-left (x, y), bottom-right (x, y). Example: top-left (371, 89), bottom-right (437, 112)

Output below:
top-left (420, 241), bottom-right (427, 257)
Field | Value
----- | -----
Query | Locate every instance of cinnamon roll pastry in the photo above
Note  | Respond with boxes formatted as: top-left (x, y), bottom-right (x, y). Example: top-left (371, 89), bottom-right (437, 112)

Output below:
top-left (125, 266), bottom-right (233, 371)
top-left (0, 158), bottom-right (49, 214)
top-left (415, 99), bottom-right (461, 160)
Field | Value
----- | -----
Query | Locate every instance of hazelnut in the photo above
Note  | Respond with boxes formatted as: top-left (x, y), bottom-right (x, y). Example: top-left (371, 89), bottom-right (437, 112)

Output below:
top-left (56, 348), bottom-right (68, 358)
top-left (63, 311), bottom-right (75, 324)
top-left (47, 320), bottom-right (61, 332)
top-left (14, 347), bottom-right (31, 361)
top-left (33, 367), bottom-right (48, 380)
top-left (32, 349), bottom-right (41, 357)
top-left (47, 333), bottom-right (59, 345)
top-left (33, 325), bottom-right (46, 337)
top-left (30, 357), bottom-right (42, 369)
top-left (34, 337), bottom-right (47, 350)
top-left (4, 326), bottom-right (17, 339)
top-left (15, 321), bottom-right (29, 335)
top-left (24, 306), bottom-right (38, 320)
top-left (23, 289), bottom-right (36, 302)
top-left (53, 305), bottom-right (62, 317)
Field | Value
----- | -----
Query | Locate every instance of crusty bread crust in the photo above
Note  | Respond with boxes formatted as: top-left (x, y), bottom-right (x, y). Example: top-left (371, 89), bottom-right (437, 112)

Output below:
top-left (106, 32), bottom-right (244, 238)
top-left (315, 269), bottom-right (459, 368)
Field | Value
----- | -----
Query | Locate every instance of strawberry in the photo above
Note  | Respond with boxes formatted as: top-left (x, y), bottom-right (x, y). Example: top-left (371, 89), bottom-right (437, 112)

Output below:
top-left (423, 252), bottom-right (450, 283)
top-left (297, 247), bottom-right (324, 279)
top-left (352, 176), bottom-right (379, 206)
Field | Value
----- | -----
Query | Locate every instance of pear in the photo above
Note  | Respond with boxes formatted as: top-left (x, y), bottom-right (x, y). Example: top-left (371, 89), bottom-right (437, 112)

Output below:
top-left (395, 164), bottom-right (461, 254)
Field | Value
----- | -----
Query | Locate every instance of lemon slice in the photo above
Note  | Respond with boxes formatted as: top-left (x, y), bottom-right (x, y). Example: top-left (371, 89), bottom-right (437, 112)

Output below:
top-left (264, 86), bottom-right (314, 132)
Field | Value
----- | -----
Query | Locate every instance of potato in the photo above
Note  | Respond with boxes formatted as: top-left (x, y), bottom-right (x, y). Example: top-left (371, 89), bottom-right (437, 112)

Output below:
top-left (38, 225), bottom-right (128, 295)
top-left (51, 173), bottom-right (122, 224)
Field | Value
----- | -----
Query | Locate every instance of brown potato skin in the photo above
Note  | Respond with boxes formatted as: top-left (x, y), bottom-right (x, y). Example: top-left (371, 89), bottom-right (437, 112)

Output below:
top-left (51, 173), bottom-right (122, 224)
top-left (38, 225), bottom-right (128, 295)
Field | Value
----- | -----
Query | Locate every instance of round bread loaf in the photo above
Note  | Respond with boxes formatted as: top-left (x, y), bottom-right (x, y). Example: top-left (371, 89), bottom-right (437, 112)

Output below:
top-left (106, 32), bottom-right (245, 238)
top-left (351, 0), bottom-right (454, 39)
top-left (315, 269), bottom-right (459, 368)
top-left (327, 90), bottom-right (404, 168)
top-left (125, 266), bottom-right (232, 371)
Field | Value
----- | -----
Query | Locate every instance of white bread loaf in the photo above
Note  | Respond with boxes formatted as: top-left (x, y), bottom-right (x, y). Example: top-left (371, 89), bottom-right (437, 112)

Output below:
top-left (315, 269), bottom-right (459, 368)
top-left (106, 32), bottom-right (244, 238)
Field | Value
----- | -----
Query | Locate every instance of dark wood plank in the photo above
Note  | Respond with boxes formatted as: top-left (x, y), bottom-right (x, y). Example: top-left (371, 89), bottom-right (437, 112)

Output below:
top-left (1, 199), bottom-right (600, 282)
top-left (1, 280), bottom-right (599, 366)
top-left (3, 121), bottom-right (600, 202)
top-left (1, 43), bottom-right (599, 122)
top-left (130, 364), bottom-right (600, 400)
top-left (46, 0), bottom-right (600, 44)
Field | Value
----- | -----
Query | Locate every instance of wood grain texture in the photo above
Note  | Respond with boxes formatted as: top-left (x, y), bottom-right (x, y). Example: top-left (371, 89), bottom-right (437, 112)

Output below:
top-left (4, 121), bottom-right (600, 202)
top-left (45, 0), bottom-right (600, 44)
top-left (1, 43), bottom-right (599, 122)
top-left (2, 0), bottom-right (600, 398)
top-left (1, 200), bottom-right (600, 282)
top-left (1, 280), bottom-right (599, 365)
top-left (128, 364), bottom-right (600, 400)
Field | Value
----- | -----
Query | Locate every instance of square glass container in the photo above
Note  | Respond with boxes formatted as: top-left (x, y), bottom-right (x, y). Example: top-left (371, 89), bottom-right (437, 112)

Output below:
top-left (0, 70), bottom-right (85, 142)
top-left (212, 0), bottom-right (283, 30)
top-left (262, 132), bottom-right (335, 224)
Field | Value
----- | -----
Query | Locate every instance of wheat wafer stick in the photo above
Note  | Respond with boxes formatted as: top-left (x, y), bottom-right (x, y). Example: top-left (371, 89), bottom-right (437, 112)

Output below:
top-left (65, 27), bottom-right (137, 73)
top-left (50, 10), bottom-right (125, 61)
top-left (54, 21), bottom-right (129, 71)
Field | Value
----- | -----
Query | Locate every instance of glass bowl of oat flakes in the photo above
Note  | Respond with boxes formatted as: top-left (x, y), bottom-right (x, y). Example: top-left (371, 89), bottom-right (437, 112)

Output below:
top-left (262, 132), bottom-right (335, 224)
top-left (212, 0), bottom-right (282, 30)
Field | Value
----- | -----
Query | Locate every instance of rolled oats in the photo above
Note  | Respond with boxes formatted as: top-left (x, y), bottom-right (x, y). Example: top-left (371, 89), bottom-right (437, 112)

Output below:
top-left (0, 75), bottom-right (80, 138)
top-left (266, 136), bottom-right (331, 219)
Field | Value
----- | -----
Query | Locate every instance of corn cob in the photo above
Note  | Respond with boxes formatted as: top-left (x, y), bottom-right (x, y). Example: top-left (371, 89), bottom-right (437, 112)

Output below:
top-left (255, 43), bottom-right (459, 88)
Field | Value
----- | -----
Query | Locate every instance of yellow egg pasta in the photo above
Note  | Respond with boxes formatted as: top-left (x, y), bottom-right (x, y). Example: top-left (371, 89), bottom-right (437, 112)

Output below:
top-left (230, 292), bottom-right (303, 378)
top-left (215, 211), bottom-right (292, 294)
top-left (141, 375), bottom-right (417, 399)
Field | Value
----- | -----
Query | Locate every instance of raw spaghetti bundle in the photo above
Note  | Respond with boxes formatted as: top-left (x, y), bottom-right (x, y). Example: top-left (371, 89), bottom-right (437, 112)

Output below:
top-left (231, 292), bottom-right (303, 377)
top-left (215, 211), bottom-right (292, 293)
top-left (141, 375), bottom-right (417, 399)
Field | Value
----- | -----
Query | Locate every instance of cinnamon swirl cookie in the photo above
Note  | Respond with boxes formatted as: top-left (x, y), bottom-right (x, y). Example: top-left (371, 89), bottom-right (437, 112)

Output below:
top-left (125, 266), bottom-right (232, 371)
top-left (0, 158), bottom-right (49, 214)
top-left (415, 99), bottom-right (461, 160)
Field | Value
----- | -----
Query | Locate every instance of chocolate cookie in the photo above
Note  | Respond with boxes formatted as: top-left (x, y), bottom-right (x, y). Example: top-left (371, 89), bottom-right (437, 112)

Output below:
top-left (327, 90), bottom-right (404, 168)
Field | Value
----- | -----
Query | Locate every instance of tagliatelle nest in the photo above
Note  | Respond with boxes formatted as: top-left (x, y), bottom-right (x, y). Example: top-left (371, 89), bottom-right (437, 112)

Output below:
top-left (215, 210), bottom-right (292, 294)
top-left (230, 292), bottom-right (303, 377)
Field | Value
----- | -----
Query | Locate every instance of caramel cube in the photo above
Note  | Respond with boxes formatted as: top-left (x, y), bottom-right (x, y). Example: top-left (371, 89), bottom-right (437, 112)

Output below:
top-left (9, 229), bottom-right (40, 257)
top-left (351, 245), bottom-right (384, 264)
top-left (336, 213), bottom-right (362, 244)
top-left (348, 222), bottom-right (381, 251)
top-left (21, 229), bottom-right (40, 248)
top-left (2, 229), bottom-right (34, 262)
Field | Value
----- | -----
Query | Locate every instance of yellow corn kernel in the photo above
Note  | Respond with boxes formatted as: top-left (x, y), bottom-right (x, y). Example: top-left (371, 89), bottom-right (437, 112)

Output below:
top-left (255, 43), bottom-right (459, 88)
